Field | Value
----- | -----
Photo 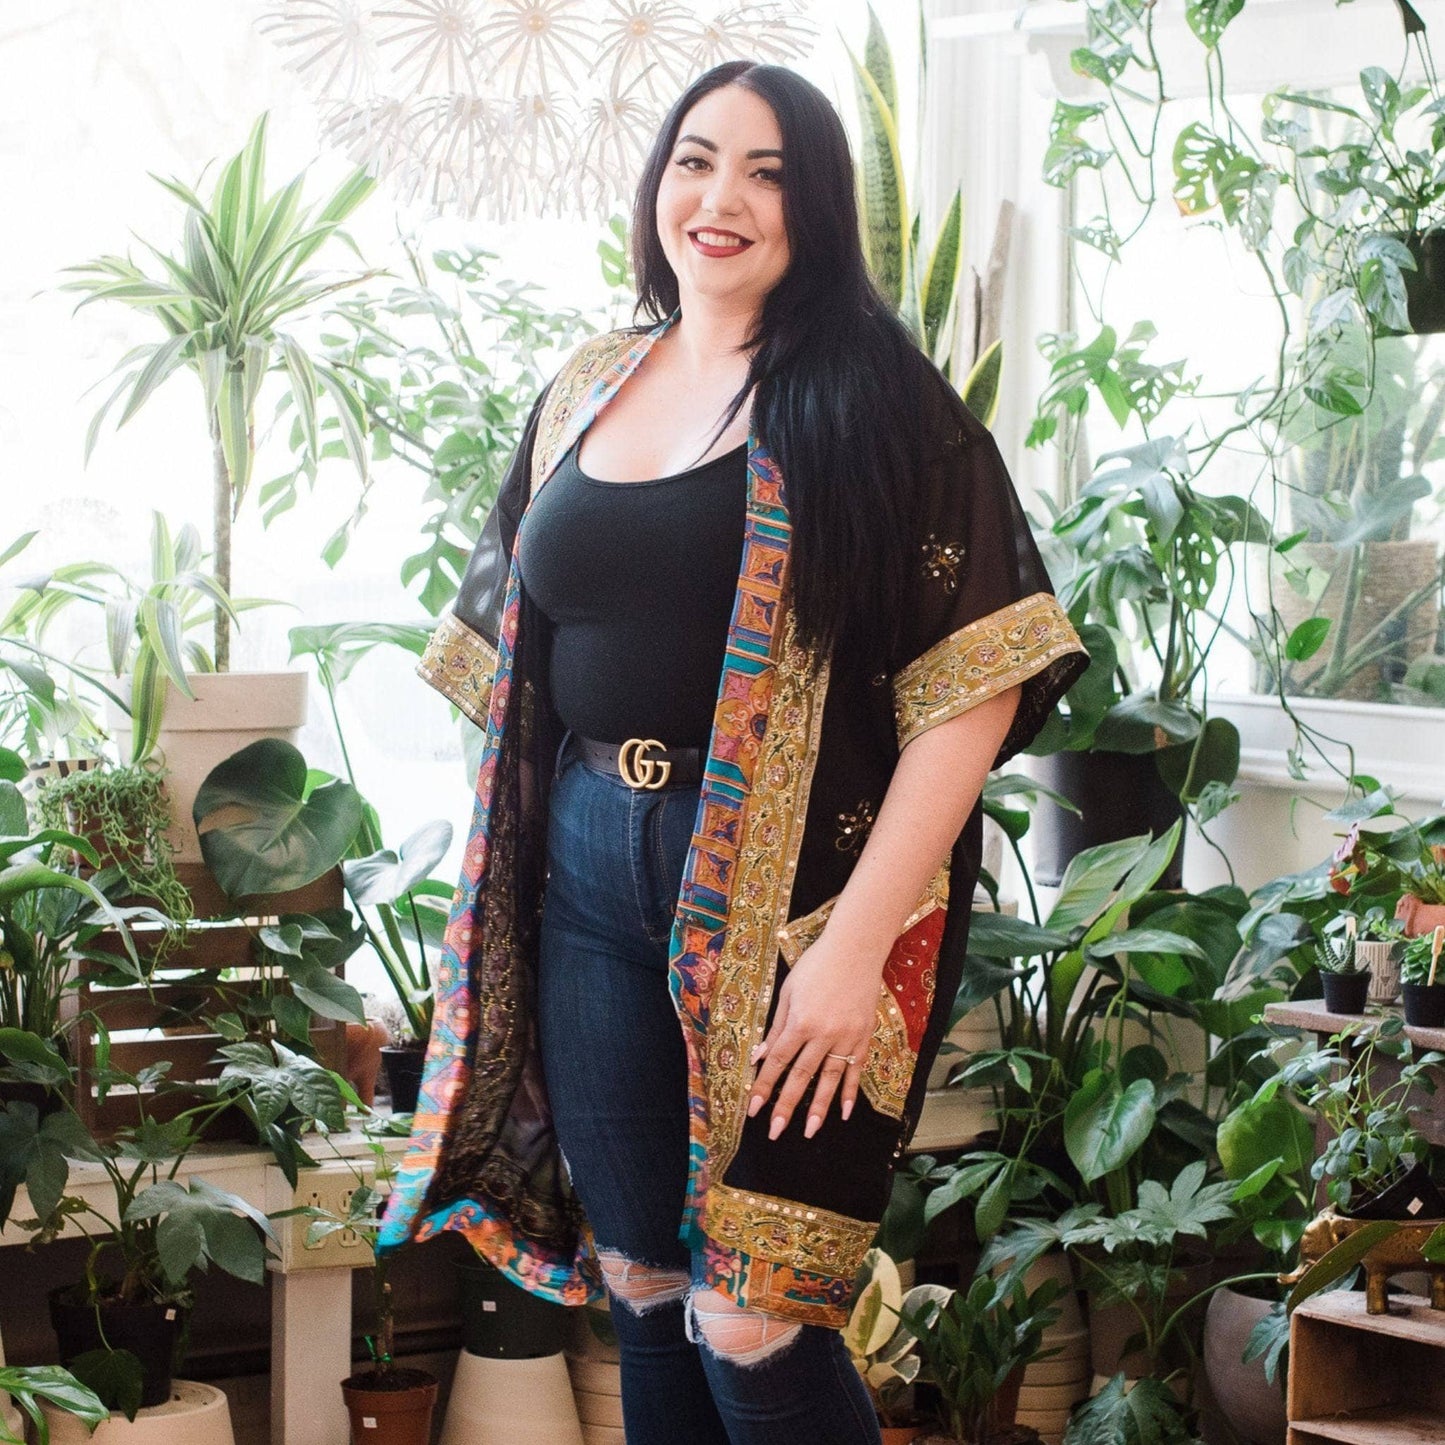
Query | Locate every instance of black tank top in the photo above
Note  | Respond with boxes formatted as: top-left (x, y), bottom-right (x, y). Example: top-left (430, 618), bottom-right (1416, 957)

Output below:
top-left (517, 432), bottom-right (748, 746)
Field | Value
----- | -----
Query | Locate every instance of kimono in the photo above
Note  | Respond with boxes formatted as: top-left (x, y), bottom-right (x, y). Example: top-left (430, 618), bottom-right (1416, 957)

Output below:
top-left (376, 308), bottom-right (1090, 1328)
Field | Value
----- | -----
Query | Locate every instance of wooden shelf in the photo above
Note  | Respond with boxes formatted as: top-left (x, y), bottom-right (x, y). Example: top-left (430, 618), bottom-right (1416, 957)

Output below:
top-left (1289, 1290), bottom-right (1445, 1445)
top-left (1263, 999), bottom-right (1445, 1053)
top-left (1292, 1405), bottom-right (1445, 1444)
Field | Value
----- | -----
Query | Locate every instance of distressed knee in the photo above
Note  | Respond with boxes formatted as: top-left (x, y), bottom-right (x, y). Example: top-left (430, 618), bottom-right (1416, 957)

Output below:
top-left (687, 1286), bottom-right (803, 1367)
top-left (596, 1248), bottom-right (690, 1315)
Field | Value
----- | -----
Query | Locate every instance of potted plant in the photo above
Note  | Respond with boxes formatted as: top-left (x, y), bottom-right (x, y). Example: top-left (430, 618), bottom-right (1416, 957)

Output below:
top-left (1315, 929), bottom-right (1370, 1014)
top-left (0, 1025), bottom-right (345, 1417)
top-left (0, 1363), bottom-right (106, 1445)
top-left (1273, 1016), bottom-right (1445, 1220)
top-left (1024, 437), bottom-right (1266, 885)
top-left (1399, 926), bottom-right (1445, 1027)
top-left (1354, 907), bottom-right (1406, 1005)
top-left (59, 116), bottom-right (377, 859)
top-left (896, 1263), bottom-right (1062, 1445)
top-left (279, 1125), bottom-right (440, 1445)
top-left (0, 776), bottom-right (161, 1116)
top-left (843, 1248), bottom-right (954, 1444)
top-left (32, 760), bottom-right (191, 928)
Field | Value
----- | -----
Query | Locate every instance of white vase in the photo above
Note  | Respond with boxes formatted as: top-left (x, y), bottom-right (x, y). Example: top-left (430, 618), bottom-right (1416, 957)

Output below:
top-left (440, 1350), bottom-right (584, 1445)
top-left (40, 1380), bottom-right (234, 1444)
top-left (106, 671), bottom-right (308, 864)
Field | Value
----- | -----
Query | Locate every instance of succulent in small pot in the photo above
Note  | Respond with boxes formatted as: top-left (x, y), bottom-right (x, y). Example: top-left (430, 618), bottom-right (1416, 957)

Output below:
top-left (1399, 926), bottom-right (1445, 1027)
top-left (1315, 929), bottom-right (1371, 1015)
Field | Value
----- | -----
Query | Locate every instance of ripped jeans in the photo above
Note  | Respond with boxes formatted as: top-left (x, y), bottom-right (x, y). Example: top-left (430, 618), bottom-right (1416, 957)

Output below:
top-left (537, 735), bottom-right (881, 1445)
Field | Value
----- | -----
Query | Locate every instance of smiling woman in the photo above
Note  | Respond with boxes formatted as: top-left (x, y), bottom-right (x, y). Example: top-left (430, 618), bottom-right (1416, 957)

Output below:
top-left (379, 57), bottom-right (1088, 1445)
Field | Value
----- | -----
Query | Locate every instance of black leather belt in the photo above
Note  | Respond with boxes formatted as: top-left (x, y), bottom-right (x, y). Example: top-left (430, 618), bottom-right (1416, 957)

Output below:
top-left (575, 735), bottom-right (705, 789)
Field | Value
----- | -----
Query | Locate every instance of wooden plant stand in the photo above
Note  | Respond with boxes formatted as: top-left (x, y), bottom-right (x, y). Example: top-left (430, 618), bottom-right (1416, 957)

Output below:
top-left (65, 861), bottom-right (347, 1138)
top-left (1288, 1288), bottom-right (1445, 1443)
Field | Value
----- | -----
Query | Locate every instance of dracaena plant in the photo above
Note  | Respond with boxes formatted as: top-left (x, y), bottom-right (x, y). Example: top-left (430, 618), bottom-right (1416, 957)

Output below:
top-left (62, 112), bottom-right (376, 669)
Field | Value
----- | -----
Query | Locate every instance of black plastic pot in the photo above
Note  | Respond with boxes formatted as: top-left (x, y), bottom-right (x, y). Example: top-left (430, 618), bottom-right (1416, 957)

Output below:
top-left (1031, 748), bottom-right (1185, 889)
top-left (381, 1044), bottom-right (426, 1114)
top-left (456, 1256), bottom-right (571, 1358)
top-left (1322, 970), bottom-right (1371, 1014)
top-left (1344, 1160), bottom-right (1445, 1221)
top-left (1382, 229), bottom-right (1445, 335)
top-left (1402, 981), bottom-right (1445, 1029)
top-left (49, 1288), bottom-right (189, 1409)
top-left (0, 1034), bottom-right (71, 1122)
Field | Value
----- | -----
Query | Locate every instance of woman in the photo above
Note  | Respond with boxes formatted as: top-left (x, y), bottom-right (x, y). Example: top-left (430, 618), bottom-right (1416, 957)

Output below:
top-left (379, 60), bottom-right (1088, 1443)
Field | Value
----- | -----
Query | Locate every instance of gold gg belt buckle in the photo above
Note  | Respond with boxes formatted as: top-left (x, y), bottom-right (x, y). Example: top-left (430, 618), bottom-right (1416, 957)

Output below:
top-left (617, 737), bottom-right (671, 790)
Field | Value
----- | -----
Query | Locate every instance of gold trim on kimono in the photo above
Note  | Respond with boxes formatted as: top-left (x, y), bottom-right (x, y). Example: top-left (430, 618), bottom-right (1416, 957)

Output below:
top-left (416, 612), bottom-right (500, 729)
top-left (892, 591), bottom-right (1083, 748)
top-left (703, 1182), bottom-right (879, 1278)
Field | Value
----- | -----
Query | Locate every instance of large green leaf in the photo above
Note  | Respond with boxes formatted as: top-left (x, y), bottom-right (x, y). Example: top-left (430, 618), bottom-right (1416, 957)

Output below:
top-left (1063, 1373), bottom-right (1193, 1445)
top-left (1064, 1073), bottom-right (1157, 1183)
top-left (193, 738), bottom-right (362, 898)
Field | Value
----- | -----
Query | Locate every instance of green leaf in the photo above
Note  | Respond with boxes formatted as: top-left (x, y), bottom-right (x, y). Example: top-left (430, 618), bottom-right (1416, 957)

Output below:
top-left (1064, 1074), bottom-right (1157, 1183)
top-left (65, 1348), bottom-right (144, 1422)
top-left (342, 819), bottom-right (452, 906)
top-left (193, 738), bottom-right (363, 897)
top-left (1286, 617), bottom-right (1332, 662)
top-left (1063, 1372), bottom-right (1193, 1445)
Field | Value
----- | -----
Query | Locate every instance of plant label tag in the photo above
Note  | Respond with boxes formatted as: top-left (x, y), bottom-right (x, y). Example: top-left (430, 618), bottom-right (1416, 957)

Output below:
top-left (483, 1300), bottom-right (497, 1312)
top-left (165, 1308), bottom-right (176, 1320)
top-left (363, 1417), bottom-right (377, 1429)
top-left (1409, 1196), bottom-right (1424, 1215)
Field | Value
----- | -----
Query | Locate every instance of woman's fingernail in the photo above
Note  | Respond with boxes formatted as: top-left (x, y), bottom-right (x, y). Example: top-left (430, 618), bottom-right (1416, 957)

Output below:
top-left (841, 1098), bottom-right (853, 1121)
top-left (769, 1114), bottom-right (784, 1140)
top-left (749, 1043), bottom-right (764, 1062)
top-left (747, 1094), bottom-right (762, 1118)
top-left (804, 1114), bottom-right (820, 1138)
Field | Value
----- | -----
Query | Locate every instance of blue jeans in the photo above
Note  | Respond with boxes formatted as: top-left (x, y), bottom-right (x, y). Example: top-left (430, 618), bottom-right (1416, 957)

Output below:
top-left (537, 737), bottom-right (882, 1445)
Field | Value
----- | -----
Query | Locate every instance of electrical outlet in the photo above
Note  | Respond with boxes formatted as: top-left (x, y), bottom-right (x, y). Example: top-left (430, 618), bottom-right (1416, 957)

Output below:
top-left (267, 1160), bottom-right (389, 1272)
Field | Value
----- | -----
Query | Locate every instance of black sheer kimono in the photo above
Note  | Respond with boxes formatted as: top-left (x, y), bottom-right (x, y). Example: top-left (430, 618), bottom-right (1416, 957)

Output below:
top-left (377, 310), bottom-right (1089, 1327)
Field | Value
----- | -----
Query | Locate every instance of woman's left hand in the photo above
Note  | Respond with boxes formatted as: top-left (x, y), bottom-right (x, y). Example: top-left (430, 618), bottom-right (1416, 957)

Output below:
top-left (746, 930), bottom-right (884, 1140)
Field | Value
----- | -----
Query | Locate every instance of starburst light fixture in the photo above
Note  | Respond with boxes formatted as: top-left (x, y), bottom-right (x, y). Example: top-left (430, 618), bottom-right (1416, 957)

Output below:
top-left (262, 0), bottom-right (819, 223)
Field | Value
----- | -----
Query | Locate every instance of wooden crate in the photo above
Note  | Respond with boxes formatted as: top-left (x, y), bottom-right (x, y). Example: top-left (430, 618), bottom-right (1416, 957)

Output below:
top-left (1288, 1288), bottom-right (1445, 1443)
top-left (64, 861), bottom-right (349, 1138)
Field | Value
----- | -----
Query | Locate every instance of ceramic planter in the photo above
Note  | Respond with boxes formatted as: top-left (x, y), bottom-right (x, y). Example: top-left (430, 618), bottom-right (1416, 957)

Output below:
top-left (456, 1256), bottom-right (570, 1359)
top-left (1202, 1286), bottom-right (1287, 1445)
top-left (38, 1379), bottom-right (236, 1444)
top-left (1359, 940), bottom-right (1402, 1005)
top-left (341, 1367), bottom-right (438, 1445)
top-left (1401, 981), bottom-right (1445, 1028)
top-left (49, 1289), bottom-right (189, 1409)
top-left (105, 671), bottom-right (308, 864)
top-left (380, 1043), bottom-right (426, 1114)
top-left (437, 1352), bottom-right (582, 1445)
top-left (1031, 748), bottom-right (1184, 889)
top-left (1321, 970), bottom-right (1371, 1014)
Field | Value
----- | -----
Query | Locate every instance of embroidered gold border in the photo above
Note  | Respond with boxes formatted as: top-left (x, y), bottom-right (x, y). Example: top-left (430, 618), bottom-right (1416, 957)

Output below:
top-left (892, 591), bottom-right (1086, 749)
top-left (705, 609), bottom-right (832, 1179)
top-left (775, 863), bottom-right (951, 1120)
top-left (703, 1181), bottom-right (878, 1278)
top-left (415, 613), bottom-right (500, 728)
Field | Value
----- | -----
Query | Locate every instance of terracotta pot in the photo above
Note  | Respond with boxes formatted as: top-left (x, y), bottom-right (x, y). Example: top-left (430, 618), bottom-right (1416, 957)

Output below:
top-left (106, 671), bottom-right (308, 864)
top-left (1395, 893), bottom-right (1445, 940)
top-left (1202, 1287), bottom-right (1286, 1445)
top-left (345, 1020), bottom-right (390, 1107)
top-left (341, 1367), bottom-right (438, 1445)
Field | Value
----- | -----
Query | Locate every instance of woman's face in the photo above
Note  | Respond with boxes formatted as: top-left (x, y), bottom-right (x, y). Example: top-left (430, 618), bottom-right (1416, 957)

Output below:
top-left (655, 84), bottom-right (790, 316)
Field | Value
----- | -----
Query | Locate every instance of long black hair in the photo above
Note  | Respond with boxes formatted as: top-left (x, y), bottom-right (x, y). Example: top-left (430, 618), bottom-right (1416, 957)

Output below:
top-left (631, 60), bottom-right (940, 673)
